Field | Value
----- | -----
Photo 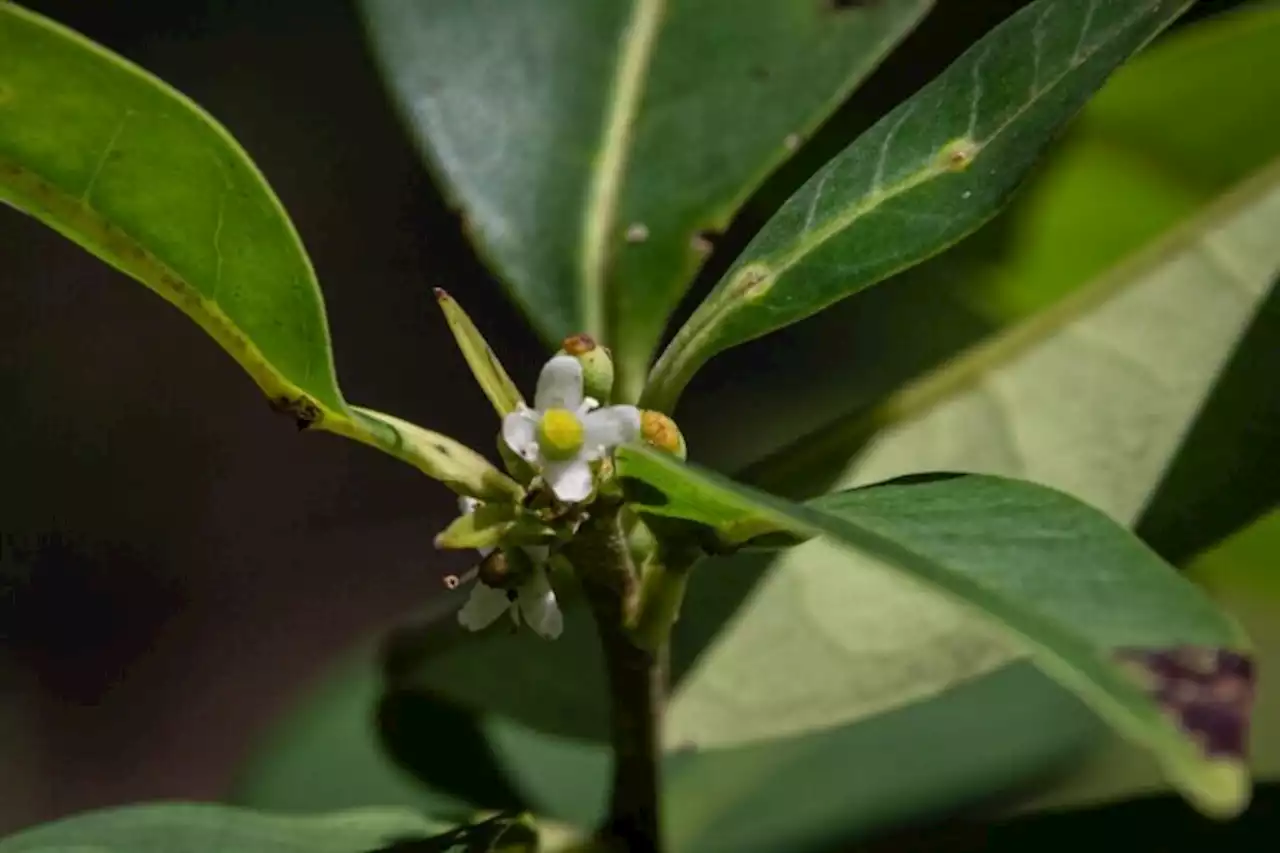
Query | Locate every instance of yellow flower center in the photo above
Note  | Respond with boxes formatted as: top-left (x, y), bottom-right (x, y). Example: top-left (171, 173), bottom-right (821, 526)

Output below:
top-left (537, 408), bottom-right (584, 460)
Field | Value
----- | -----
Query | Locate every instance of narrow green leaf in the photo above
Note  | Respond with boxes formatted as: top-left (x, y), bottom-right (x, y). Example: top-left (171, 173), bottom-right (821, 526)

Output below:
top-left (435, 503), bottom-right (519, 551)
top-left (341, 408), bottom-right (524, 503)
top-left (0, 804), bottom-right (449, 853)
top-left (0, 3), bottom-right (344, 417)
top-left (624, 446), bottom-right (1253, 817)
top-left (360, 0), bottom-right (934, 398)
top-left (435, 288), bottom-right (525, 417)
top-left (676, 2), bottom-right (1280, 481)
top-left (645, 0), bottom-right (1195, 411)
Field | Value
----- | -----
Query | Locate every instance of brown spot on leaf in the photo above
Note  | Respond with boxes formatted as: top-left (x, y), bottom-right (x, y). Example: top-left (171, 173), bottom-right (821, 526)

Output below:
top-left (269, 395), bottom-right (322, 430)
top-left (1115, 647), bottom-right (1256, 759)
top-left (625, 222), bottom-right (649, 243)
top-left (691, 231), bottom-right (714, 257)
top-left (938, 137), bottom-right (980, 172)
top-left (730, 264), bottom-right (773, 301)
top-left (443, 574), bottom-right (461, 590)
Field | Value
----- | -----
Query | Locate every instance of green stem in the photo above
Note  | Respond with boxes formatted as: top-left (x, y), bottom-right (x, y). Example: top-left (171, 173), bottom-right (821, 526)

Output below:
top-left (630, 540), bottom-right (703, 653)
top-left (567, 500), bottom-right (666, 853)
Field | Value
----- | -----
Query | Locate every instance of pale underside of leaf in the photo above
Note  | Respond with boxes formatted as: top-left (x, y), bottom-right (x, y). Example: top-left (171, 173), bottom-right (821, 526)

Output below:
top-left (655, 158), bottom-right (1280, 802)
top-left (622, 447), bottom-right (1251, 815)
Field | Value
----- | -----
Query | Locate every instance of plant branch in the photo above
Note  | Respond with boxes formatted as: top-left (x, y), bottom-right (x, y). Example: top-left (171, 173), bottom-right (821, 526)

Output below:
top-left (630, 536), bottom-right (703, 653)
top-left (567, 498), bottom-right (665, 853)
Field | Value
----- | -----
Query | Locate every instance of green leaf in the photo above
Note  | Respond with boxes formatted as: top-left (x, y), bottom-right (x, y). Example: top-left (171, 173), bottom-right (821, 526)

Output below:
top-left (0, 2), bottom-right (343, 416)
top-left (675, 1), bottom-right (1280, 481)
top-left (627, 449), bottom-right (1253, 817)
top-left (644, 0), bottom-right (1196, 412)
top-left (1013, 510), bottom-right (1280, 814)
top-left (335, 409), bottom-right (523, 503)
top-left (0, 804), bottom-right (450, 853)
top-left (435, 288), bottom-right (525, 418)
top-left (359, 0), bottom-right (934, 398)
top-left (434, 502), bottom-right (520, 551)
top-left (377, 147), bottom-right (1280, 850)
top-left (0, 3), bottom-right (519, 501)
top-left (233, 650), bottom-right (474, 817)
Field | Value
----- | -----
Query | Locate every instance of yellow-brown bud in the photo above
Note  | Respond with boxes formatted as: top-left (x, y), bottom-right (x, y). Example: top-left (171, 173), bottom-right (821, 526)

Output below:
top-left (640, 410), bottom-right (687, 460)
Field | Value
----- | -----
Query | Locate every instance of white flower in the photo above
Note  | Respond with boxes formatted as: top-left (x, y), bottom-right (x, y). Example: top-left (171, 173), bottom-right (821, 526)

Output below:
top-left (502, 354), bottom-right (641, 503)
top-left (454, 497), bottom-right (562, 639)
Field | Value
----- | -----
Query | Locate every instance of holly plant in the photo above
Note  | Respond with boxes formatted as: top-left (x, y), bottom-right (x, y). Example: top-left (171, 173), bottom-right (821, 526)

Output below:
top-left (2, 1), bottom-right (1276, 852)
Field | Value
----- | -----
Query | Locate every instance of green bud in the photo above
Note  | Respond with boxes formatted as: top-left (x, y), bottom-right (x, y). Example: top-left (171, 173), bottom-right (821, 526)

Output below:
top-left (558, 334), bottom-right (614, 403)
top-left (640, 410), bottom-right (687, 460)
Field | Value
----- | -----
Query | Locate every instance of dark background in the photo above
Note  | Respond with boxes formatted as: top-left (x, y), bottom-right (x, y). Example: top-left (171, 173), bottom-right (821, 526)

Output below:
top-left (0, 0), bottom-right (1254, 841)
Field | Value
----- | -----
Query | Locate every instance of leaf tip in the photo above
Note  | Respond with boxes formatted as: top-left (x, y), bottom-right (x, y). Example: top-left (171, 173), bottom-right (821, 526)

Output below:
top-left (433, 287), bottom-right (451, 303)
top-left (1115, 646), bottom-right (1257, 816)
top-left (1186, 757), bottom-right (1252, 819)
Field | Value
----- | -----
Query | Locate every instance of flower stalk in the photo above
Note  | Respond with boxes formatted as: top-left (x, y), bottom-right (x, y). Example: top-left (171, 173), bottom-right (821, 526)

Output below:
top-left (566, 497), bottom-right (666, 853)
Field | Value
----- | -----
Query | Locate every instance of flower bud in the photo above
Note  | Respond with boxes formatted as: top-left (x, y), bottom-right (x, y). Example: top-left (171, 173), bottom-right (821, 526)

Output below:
top-left (640, 410), bottom-right (687, 460)
top-left (477, 546), bottom-right (535, 589)
top-left (558, 334), bottom-right (614, 403)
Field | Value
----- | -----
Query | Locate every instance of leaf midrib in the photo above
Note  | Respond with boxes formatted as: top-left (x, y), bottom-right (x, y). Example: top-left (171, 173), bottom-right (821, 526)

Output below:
top-left (579, 0), bottom-right (667, 341)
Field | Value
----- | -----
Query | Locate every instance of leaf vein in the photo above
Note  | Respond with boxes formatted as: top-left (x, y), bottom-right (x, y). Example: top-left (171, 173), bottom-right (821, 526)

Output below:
top-left (80, 109), bottom-right (133, 203)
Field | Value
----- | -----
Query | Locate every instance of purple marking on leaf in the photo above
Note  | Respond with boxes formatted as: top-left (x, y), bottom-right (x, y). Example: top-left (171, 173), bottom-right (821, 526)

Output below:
top-left (1114, 647), bottom-right (1256, 759)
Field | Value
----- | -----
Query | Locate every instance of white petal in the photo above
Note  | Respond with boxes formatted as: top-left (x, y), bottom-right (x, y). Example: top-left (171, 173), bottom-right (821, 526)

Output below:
top-left (501, 408), bottom-right (540, 461)
top-left (544, 458), bottom-right (594, 503)
top-left (456, 582), bottom-right (513, 631)
top-left (518, 568), bottom-right (563, 640)
top-left (535, 355), bottom-right (584, 411)
top-left (582, 405), bottom-right (641, 458)
top-left (456, 496), bottom-right (494, 556)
